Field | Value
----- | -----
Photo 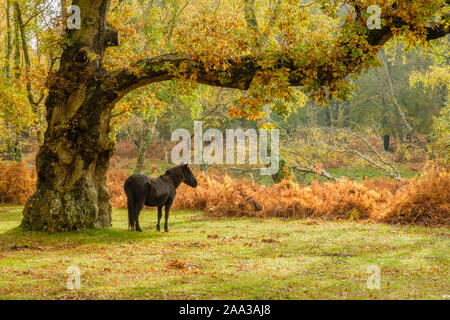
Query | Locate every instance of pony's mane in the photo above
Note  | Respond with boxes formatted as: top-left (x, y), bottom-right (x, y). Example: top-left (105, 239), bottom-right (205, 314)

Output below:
top-left (161, 166), bottom-right (184, 186)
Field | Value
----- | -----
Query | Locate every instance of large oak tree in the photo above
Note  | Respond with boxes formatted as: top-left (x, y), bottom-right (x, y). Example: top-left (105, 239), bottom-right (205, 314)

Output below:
top-left (21, 0), bottom-right (450, 231)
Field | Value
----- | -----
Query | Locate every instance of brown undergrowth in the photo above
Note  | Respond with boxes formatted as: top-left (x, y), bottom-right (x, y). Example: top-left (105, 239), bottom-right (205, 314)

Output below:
top-left (0, 161), bottom-right (36, 204)
top-left (1, 161), bottom-right (448, 227)
top-left (172, 163), bottom-right (449, 227)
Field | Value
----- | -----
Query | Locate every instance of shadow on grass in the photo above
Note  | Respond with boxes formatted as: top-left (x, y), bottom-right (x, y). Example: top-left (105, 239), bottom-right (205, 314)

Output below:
top-left (0, 207), bottom-right (208, 245)
top-left (1, 225), bottom-right (180, 244)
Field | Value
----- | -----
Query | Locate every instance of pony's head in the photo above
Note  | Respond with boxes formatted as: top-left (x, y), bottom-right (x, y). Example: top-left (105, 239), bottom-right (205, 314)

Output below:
top-left (180, 164), bottom-right (198, 188)
top-left (165, 164), bottom-right (198, 188)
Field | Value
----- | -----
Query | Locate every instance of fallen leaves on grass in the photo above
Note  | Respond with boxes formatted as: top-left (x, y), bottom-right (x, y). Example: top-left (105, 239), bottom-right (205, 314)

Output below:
top-left (166, 259), bottom-right (200, 272)
top-left (261, 238), bottom-right (278, 243)
top-left (9, 244), bottom-right (43, 251)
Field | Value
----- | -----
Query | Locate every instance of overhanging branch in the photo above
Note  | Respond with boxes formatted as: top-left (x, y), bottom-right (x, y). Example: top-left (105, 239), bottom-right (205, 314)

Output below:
top-left (109, 53), bottom-right (259, 97)
top-left (107, 7), bottom-right (450, 99)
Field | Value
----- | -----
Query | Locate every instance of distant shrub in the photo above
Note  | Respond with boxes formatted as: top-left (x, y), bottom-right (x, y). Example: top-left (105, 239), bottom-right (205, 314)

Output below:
top-left (0, 161), bottom-right (36, 204)
top-left (114, 140), bottom-right (138, 160)
top-left (107, 168), bottom-right (129, 209)
top-left (172, 164), bottom-right (448, 226)
top-left (173, 173), bottom-right (380, 220)
top-left (379, 163), bottom-right (450, 227)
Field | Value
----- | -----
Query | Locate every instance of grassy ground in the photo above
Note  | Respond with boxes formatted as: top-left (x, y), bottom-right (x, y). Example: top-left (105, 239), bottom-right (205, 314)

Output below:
top-left (0, 206), bottom-right (448, 300)
top-left (199, 165), bottom-right (420, 185)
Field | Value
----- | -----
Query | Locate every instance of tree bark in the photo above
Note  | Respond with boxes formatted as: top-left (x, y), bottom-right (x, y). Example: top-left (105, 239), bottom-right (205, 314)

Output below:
top-left (383, 135), bottom-right (391, 152)
top-left (3, 0), bottom-right (18, 161)
top-left (160, 137), bottom-right (169, 163)
top-left (5, 127), bottom-right (22, 162)
top-left (15, 1), bottom-right (46, 144)
top-left (133, 115), bottom-right (157, 174)
top-left (12, 2), bottom-right (20, 79)
top-left (22, 0), bottom-right (119, 232)
top-left (3, 0), bottom-right (12, 78)
top-left (380, 49), bottom-right (414, 135)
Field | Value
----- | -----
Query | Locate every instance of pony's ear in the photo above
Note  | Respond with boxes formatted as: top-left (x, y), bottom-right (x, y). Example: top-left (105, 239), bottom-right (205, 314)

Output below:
top-left (183, 164), bottom-right (189, 168)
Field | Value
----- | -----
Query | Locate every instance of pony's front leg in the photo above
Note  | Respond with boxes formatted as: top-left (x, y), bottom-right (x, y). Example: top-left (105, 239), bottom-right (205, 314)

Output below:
top-left (164, 199), bottom-right (174, 232)
top-left (156, 206), bottom-right (162, 231)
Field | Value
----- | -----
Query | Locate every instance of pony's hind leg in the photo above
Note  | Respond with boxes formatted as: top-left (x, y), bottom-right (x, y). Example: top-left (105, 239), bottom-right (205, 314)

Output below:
top-left (134, 202), bottom-right (144, 232)
top-left (156, 206), bottom-right (163, 231)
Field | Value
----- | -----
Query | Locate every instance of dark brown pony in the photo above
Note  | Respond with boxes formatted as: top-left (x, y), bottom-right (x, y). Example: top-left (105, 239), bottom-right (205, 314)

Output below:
top-left (124, 164), bottom-right (198, 232)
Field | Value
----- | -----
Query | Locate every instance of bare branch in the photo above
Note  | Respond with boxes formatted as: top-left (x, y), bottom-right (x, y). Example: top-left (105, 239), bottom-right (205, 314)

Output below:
top-left (321, 127), bottom-right (403, 181)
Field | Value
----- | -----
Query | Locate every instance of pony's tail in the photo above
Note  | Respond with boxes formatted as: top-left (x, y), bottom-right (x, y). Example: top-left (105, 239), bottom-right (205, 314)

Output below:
top-left (124, 183), bottom-right (135, 230)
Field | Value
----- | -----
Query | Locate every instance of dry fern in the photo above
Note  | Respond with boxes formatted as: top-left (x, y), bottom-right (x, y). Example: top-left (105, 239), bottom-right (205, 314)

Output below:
top-left (1, 160), bottom-right (447, 227)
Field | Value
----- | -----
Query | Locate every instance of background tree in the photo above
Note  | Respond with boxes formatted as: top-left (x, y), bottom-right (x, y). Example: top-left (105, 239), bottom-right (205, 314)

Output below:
top-left (410, 43), bottom-right (450, 164)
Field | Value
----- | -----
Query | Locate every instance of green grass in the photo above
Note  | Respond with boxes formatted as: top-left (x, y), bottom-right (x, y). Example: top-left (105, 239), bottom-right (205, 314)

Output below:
top-left (223, 165), bottom-right (419, 185)
top-left (0, 206), bottom-right (448, 300)
top-left (325, 165), bottom-right (418, 181)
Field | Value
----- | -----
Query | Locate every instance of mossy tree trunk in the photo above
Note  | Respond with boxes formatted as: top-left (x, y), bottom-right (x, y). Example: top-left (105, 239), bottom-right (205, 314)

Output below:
top-left (22, 0), bottom-right (119, 232)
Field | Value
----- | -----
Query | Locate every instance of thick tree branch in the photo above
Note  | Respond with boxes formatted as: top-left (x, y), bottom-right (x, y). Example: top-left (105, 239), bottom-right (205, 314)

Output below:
top-left (425, 19), bottom-right (450, 40)
top-left (108, 6), bottom-right (450, 99)
top-left (103, 23), bottom-right (119, 47)
top-left (109, 53), bottom-right (259, 97)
